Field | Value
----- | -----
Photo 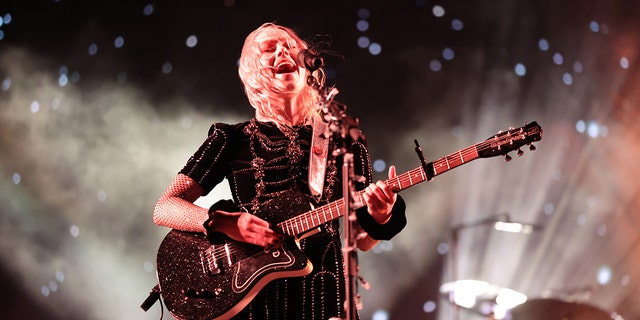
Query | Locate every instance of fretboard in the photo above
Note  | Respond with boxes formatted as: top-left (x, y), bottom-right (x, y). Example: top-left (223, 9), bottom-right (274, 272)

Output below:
top-left (276, 144), bottom-right (480, 237)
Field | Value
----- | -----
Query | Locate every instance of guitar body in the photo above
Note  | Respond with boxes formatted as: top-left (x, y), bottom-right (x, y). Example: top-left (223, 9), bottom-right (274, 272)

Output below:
top-left (157, 230), bottom-right (312, 320)
top-left (156, 191), bottom-right (317, 320)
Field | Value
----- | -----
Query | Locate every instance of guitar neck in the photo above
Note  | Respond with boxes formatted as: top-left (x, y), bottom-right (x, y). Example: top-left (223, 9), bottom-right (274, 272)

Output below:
top-left (277, 144), bottom-right (480, 237)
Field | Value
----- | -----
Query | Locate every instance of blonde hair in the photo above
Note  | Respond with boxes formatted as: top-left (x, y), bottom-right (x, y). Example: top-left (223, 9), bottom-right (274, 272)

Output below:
top-left (238, 23), bottom-right (326, 126)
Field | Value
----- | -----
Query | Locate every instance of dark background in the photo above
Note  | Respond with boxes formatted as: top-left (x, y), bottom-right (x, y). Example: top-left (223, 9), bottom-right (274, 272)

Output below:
top-left (1, 0), bottom-right (639, 319)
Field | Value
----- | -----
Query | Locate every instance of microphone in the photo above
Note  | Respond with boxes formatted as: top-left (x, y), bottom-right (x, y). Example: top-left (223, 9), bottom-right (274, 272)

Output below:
top-left (297, 49), bottom-right (324, 71)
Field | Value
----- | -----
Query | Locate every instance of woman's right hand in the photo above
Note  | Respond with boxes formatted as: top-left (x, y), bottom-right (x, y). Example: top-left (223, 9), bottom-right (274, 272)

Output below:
top-left (210, 211), bottom-right (283, 247)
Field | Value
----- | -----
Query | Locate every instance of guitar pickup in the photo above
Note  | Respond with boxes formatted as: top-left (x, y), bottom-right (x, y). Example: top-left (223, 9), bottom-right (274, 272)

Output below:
top-left (200, 245), bottom-right (222, 276)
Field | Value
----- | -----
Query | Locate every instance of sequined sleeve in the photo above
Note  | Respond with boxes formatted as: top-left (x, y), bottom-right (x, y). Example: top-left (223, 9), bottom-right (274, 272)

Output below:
top-left (351, 137), bottom-right (407, 241)
top-left (179, 123), bottom-right (234, 195)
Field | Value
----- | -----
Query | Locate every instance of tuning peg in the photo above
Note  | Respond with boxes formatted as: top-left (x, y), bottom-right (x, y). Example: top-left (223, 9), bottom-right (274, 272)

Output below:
top-left (529, 144), bottom-right (536, 151)
top-left (505, 154), bottom-right (512, 162)
top-left (517, 148), bottom-right (524, 157)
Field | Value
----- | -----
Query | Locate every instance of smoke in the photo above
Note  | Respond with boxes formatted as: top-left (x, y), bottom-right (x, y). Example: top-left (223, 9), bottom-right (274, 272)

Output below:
top-left (0, 46), bottom-right (238, 319)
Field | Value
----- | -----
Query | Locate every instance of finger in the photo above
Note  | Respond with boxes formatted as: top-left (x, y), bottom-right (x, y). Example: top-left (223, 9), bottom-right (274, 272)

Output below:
top-left (365, 185), bottom-right (381, 204)
top-left (388, 165), bottom-right (397, 179)
top-left (258, 233), bottom-right (282, 246)
top-left (363, 190), bottom-right (379, 210)
top-left (248, 215), bottom-right (272, 228)
top-left (370, 181), bottom-right (394, 203)
top-left (362, 190), bottom-right (371, 204)
top-left (261, 228), bottom-right (280, 241)
top-left (257, 236), bottom-right (270, 247)
top-left (365, 187), bottom-right (386, 208)
top-left (254, 222), bottom-right (282, 240)
top-left (375, 180), bottom-right (394, 199)
top-left (240, 215), bottom-right (276, 237)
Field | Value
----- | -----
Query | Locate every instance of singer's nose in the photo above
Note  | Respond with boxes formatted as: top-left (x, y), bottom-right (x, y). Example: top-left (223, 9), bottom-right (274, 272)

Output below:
top-left (275, 43), bottom-right (290, 58)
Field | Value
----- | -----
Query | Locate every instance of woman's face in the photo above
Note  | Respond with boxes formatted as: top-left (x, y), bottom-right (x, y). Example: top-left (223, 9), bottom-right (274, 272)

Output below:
top-left (254, 28), bottom-right (308, 97)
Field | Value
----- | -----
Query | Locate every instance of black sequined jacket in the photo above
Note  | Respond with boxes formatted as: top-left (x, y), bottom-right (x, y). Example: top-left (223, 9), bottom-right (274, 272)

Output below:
top-left (179, 118), bottom-right (405, 319)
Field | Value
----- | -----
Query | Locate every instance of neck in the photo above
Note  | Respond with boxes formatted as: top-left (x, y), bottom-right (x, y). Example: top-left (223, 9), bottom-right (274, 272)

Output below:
top-left (270, 94), bottom-right (307, 126)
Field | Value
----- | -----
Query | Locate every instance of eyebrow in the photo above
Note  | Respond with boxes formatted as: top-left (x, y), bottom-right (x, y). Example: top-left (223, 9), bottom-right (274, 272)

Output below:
top-left (258, 39), bottom-right (279, 46)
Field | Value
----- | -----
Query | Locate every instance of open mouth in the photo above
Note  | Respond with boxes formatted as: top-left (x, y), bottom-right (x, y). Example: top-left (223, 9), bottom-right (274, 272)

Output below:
top-left (275, 62), bottom-right (297, 74)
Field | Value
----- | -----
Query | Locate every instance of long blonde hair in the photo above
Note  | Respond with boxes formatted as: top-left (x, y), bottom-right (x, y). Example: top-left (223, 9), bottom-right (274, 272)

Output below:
top-left (238, 23), bottom-right (326, 126)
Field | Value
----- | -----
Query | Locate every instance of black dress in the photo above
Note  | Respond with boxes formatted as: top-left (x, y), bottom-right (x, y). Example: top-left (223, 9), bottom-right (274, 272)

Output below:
top-left (180, 118), bottom-right (403, 320)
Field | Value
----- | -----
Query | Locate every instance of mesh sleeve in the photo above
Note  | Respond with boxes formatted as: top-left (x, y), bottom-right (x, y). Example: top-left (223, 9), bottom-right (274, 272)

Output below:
top-left (153, 174), bottom-right (209, 233)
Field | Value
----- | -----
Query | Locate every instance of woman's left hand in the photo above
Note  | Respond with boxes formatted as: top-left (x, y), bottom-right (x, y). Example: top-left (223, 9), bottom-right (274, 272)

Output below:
top-left (363, 165), bottom-right (398, 224)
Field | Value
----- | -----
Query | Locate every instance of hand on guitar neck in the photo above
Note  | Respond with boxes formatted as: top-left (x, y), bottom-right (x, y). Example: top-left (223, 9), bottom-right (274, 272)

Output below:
top-left (363, 165), bottom-right (399, 224)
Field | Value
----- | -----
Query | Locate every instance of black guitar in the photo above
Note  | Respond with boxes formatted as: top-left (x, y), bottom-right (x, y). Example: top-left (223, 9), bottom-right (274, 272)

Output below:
top-left (155, 122), bottom-right (542, 320)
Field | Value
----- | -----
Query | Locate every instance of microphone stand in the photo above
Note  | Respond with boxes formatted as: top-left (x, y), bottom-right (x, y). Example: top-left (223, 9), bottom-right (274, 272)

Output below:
top-left (306, 72), bottom-right (363, 320)
top-left (342, 152), bottom-right (359, 320)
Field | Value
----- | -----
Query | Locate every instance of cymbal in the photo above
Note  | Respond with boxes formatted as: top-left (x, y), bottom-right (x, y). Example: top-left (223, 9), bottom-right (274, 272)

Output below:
top-left (510, 298), bottom-right (616, 320)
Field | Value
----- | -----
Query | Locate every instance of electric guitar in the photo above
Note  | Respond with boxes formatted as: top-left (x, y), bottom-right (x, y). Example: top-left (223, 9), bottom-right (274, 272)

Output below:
top-left (155, 122), bottom-right (542, 320)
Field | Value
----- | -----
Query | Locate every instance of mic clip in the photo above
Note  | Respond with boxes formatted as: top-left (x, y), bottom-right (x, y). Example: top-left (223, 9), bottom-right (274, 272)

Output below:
top-left (297, 49), bottom-right (324, 71)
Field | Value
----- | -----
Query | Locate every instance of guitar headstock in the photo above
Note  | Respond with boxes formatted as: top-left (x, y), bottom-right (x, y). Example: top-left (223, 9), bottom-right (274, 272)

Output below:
top-left (477, 121), bottom-right (542, 160)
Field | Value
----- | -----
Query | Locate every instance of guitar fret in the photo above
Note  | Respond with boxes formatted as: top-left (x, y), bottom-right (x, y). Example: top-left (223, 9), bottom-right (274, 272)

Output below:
top-left (449, 154), bottom-right (458, 168)
top-left (287, 219), bottom-right (293, 234)
top-left (304, 214), bottom-right (310, 230)
top-left (332, 201), bottom-right (340, 219)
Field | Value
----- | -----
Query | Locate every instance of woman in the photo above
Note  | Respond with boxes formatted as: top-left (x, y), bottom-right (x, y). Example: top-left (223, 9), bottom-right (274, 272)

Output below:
top-left (153, 22), bottom-right (406, 319)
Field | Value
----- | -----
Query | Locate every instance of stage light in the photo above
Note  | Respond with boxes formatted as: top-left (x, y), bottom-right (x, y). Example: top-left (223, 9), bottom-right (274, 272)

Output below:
top-left (440, 279), bottom-right (528, 318)
top-left (493, 221), bottom-right (534, 234)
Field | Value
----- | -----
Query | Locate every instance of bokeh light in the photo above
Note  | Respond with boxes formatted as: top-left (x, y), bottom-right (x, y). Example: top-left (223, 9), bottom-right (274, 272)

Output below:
top-left (1, 2), bottom-right (640, 320)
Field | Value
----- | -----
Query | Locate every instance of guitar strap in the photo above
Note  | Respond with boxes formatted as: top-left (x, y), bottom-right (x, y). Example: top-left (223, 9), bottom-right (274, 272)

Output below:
top-left (308, 117), bottom-right (330, 201)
